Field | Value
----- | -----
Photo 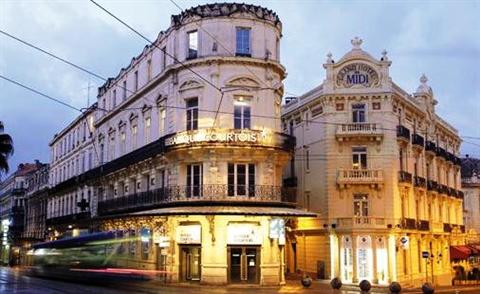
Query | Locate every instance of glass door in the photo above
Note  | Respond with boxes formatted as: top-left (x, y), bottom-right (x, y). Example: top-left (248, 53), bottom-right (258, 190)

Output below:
top-left (228, 246), bottom-right (259, 284)
top-left (180, 246), bottom-right (201, 282)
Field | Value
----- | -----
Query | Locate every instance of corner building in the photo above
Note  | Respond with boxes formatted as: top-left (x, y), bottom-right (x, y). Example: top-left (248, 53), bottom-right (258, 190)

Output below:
top-left (49, 3), bottom-right (313, 286)
top-left (282, 38), bottom-right (464, 287)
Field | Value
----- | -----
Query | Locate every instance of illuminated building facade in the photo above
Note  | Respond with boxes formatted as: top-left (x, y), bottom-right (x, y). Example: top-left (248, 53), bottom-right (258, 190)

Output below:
top-left (47, 3), bottom-right (312, 285)
top-left (282, 38), bottom-right (464, 286)
top-left (46, 105), bottom-right (97, 238)
top-left (461, 156), bottom-right (480, 242)
top-left (0, 162), bottom-right (44, 265)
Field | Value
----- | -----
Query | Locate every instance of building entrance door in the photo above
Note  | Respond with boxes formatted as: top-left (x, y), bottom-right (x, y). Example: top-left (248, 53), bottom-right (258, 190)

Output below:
top-left (228, 246), bottom-right (260, 284)
top-left (180, 246), bottom-right (201, 282)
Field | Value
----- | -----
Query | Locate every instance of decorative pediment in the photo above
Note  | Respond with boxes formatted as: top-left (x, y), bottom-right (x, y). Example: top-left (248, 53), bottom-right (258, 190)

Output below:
top-left (129, 112), bottom-right (138, 122)
top-left (335, 62), bottom-right (380, 88)
top-left (179, 79), bottom-right (203, 92)
top-left (226, 76), bottom-right (260, 89)
top-left (156, 93), bottom-right (167, 105)
top-left (141, 104), bottom-right (152, 113)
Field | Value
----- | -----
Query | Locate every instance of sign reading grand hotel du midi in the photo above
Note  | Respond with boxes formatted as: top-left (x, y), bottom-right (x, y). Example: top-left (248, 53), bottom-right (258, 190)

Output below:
top-left (336, 63), bottom-right (379, 88)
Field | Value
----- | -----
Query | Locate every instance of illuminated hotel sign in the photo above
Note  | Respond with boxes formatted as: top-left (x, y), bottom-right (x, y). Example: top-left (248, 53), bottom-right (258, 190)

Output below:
top-left (176, 224), bottom-right (201, 244)
top-left (336, 63), bottom-right (379, 88)
top-left (165, 129), bottom-right (287, 149)
top-left (2, 219), bottom-right (10, 246)
top-left (227, 223), bottom-right (262, 245)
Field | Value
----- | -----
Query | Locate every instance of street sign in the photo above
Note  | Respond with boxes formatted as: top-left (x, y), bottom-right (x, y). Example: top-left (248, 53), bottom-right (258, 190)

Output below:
top-left (422, 251), bottom-right (429, 258)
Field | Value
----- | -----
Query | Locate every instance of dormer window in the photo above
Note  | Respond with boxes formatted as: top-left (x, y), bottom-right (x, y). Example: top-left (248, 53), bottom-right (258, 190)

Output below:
top-left (187, 30), bottom-right (198, 59)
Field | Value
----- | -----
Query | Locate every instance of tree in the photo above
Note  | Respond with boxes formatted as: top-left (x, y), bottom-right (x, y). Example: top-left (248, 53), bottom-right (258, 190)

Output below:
top-left (0, 121), bottom-right (14, 177)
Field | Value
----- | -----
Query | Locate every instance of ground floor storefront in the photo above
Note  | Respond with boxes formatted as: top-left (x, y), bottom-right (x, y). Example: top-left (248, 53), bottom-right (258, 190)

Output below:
top-left (98, 207), bottom-right (314, 286)
top-left (287, 218), bottom-right (466, 287)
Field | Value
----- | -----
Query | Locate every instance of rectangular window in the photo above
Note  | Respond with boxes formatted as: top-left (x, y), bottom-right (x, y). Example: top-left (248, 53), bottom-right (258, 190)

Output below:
top-left (236, 27), bottom-right (251, 56)
top-left (353, 194), bottom-right (369, 217)
top-left (120, 131), bottom-right (126, 155)
top-left (162, 46), bottom-right (167, 71)
top-left (187, 30), bottom-right (198, 59)
top-left (352, 103), bottom-right (366, 123)
top-left (144, 117), bottom-right (151, 144)
top-left (233, 99), bottom-right (251, 129)
top-left (109, 135), bottom-right (115, 161)
top-left (99, 144), bottom-right (104, 164)
top-left (305, 149), bottom-right (310, 171)
top-left (134, 71), bottom-right (139, 91)
top-left (147, 59), bottom-right (152, 81)
top-left (227, 163), bottom-right (255, 197)
top-left (352, 147), bottom-right (367, 170)
top-left (186, 98), bottom-right (198, 131)
top-left (132, 125), bottom-right (138, 149)
top-left (159, 107), bottom-right (166, 136)
top-left (122, 80), bottom-right (127, 100)
top-left (186, 164), bottom-right (202, 197)
top-left (112, 90), bottom-right (117, 107)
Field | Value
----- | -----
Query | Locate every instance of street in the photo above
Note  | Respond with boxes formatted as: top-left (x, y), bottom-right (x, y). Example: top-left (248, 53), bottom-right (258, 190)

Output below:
top-left (2, 267), bottom-right (480, 294)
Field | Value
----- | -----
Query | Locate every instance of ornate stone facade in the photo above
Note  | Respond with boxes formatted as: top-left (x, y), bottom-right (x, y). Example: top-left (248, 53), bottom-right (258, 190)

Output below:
top-left (282, 38), bottom-right (464, 287)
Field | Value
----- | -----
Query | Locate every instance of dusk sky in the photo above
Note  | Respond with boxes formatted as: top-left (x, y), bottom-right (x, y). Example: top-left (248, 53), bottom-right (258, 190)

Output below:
top-left (1, 0), bottom-right (479, 178)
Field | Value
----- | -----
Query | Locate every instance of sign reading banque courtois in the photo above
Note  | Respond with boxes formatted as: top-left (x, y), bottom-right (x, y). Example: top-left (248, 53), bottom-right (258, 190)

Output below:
top-left (336, 63), bottom-right (379, 88)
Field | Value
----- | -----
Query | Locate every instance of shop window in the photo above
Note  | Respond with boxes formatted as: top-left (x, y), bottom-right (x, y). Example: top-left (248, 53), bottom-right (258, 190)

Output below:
top-left (186, 164), bottom-right (203, 197)
top-left (228, 163), bottom-right (255, 197)
top-left (186, 98), bottom-right (198, 131)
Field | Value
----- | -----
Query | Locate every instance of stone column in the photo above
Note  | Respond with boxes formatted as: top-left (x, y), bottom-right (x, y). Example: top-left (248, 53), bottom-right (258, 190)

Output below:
top-left (352, 234), bottom-right (358, 283)
top-left (372, 236), bottom-right (378, 284)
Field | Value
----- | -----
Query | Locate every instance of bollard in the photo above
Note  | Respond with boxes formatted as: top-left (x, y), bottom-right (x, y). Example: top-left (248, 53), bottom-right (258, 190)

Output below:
top-left (359, 280), bottom-right (371, 293)
top-left (388, 281), bottom-right (401, 294)
top-left (421, 282), bottom-right (434, 294)
top-left (330, 277), bottom-right (342, 289)
top-left (301, 275), bottom-right (312, 288)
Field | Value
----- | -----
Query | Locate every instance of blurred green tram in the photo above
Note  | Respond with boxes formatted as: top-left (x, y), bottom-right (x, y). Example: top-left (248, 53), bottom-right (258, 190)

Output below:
top-left (29, 231), bottom-right (159, 281)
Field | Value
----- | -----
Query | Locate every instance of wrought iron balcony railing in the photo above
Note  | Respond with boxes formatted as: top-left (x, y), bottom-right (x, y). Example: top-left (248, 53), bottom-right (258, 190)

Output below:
top-left (436, 147), bottom-right (448, 160)
top-left (414, 176), bottom-right (427, 188)
top-left (443, 223), bottom-right (452, 233)
top-left (427, 180), bottom-right (438, 192)
top-left (396, 125), bottom-right (410, 142)
top-left (401, 218), bottom-right (417, 230)
top-left (425, 141), bottom-right (436, 153)
top-left (45, 211), bottom-right (91, 226)
top-left (97, 185), bottom-right (297, 215)
top-left (337, 169), bottom-right (384, 185)
top-left (412, 133), bottom-right (425, 147)
top-left (336, 217), bottom-right (387, 229)
top-left (418, 220), bottom-right (430, 231)
top-left (398, 171), bottom-right (413, 184)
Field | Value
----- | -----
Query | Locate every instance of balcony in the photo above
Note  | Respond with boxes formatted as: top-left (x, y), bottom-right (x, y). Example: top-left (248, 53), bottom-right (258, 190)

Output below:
top-left (97, 185), bottom-right (297, 216)
top-left (448, 188), bottom-right (457, 197)
top-left (436, 147), bottom-right (448, 160)
top-left (401, 218), bottom-right (417, 230)
top-left (398, 171), bottom-right (413, 184)
top-left (427, 180), bottom-right (438, 192)
top-left (396, 125), bottom-right (410, 142)
top-left (447, 152), bottom-right (456, 164)
top-left (425, 141), bottom-right (436, 154)
top-left (438, 184), bottom-right (449, 195)
top-left (45, 211), bottom-right (91, 227)
top-left (444, 223), bottom-right (452, 233)
top-left (335, 123), bottom-right (383, 142)
top-left (337, 169), bottom-right (384, 187)
top-left (414, 176), bottom-right (427, 188)
top-left (336, 217), bottom-right (387, 230)
top-left (412, 133), bottom-right (425, 148)
top-left (283, 177), bottom-right (297, 187)
top-left (454, 156), bottom-right (462, 166)
top-left (418, 220), bottom-right (430, 231)
top-left (457, 190), bottom-right (465, 199)
top-left (460, 225), bottom-right (466, 233)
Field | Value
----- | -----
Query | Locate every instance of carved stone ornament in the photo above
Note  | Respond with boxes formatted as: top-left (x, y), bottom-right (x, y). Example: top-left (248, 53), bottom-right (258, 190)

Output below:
top-left (179, 79), bottom-right (203, 92)
top-left (336, 63), bottom-right (380, 88)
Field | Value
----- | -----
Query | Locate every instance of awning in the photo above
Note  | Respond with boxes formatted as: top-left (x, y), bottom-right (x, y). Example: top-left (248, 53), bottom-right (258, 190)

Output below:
top-left (125, 206), bottom-right (317, 217)
top-left (450, 245), bottom-right (475, 260)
